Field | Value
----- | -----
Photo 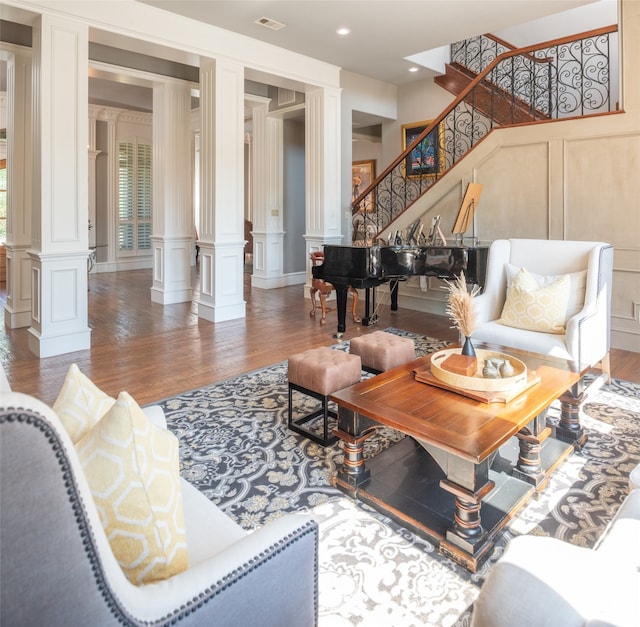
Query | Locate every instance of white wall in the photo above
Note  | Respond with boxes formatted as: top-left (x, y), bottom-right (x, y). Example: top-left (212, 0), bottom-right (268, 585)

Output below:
top-left (381, 79), bottom-right (454, 171)
top-left (495, 0), bottom-right (618, 46)
top-left (341, 70), bottom-right (398, 241)
top-left (352, 138), bottom-right (381, 163)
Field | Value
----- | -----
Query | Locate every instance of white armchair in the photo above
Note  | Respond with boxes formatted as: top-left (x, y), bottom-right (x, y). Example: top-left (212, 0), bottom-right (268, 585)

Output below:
top-left (0, 390), bottom-right (318, 626)
top-left (472, 238), bottom-right (613, 382)
top-left (471, 485), bottom-right (640, 627)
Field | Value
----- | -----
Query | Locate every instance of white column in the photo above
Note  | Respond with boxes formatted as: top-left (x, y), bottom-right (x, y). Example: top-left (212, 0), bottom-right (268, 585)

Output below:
top-left (196, 58), bottom-right (246, 322)
top-left (250, 100), bottom-right (286, 289)
top-left (28, 15), bottom-right (91, 357)
top-left (102, 109), bottom-right (118, 269)
top-left (150, 81), bottom-right (193, 304)
top-left (3, 46), bottom-right (32, 329)
top-left (87, 106), bottom-right (101, 251)
top-left (304, 86), bottom-right (343, 290)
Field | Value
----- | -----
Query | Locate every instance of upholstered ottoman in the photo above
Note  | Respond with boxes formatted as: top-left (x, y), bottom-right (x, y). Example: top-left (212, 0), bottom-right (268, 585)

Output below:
top-left (288, 347), bottom-right (362, 446)
top-left (349, 331), bottom-right (415, 374)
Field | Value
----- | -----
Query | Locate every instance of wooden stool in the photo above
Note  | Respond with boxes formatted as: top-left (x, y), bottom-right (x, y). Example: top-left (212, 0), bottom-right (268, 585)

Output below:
top-left (288, 347), bottom-right (362, 446)
top-left (349, 331), bottom-right (415, 374)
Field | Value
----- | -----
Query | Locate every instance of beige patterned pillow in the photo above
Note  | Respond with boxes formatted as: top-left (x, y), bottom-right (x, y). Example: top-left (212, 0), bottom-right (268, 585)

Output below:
top-left (76, 391), bottom-right (188, 585)
top-left (504, 264), bottom-right (587, 323)
top-left (498, 268), bottom-right (571, 334)
top-left (53, 364), bottom-right (115, 443)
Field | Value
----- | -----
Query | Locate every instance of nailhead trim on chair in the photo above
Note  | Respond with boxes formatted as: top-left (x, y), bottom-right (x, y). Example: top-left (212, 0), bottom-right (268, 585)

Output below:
top-left (2, 407), bottom-right (321, 626)
top-left (1, 408), bottom-right (141, 625)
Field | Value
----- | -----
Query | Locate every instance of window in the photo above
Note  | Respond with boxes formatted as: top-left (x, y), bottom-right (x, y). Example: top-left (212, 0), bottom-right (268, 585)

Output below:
top-left (0, 159), bottom-right (6, 243)
top-left (118, 140), bottom-right (152, 254)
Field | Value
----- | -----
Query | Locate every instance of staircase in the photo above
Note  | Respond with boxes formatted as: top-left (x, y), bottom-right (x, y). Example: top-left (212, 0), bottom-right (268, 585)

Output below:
top-left (352, 25), bottom-right (618, 243)
top-left (435, 63), bottom-right (550, 126)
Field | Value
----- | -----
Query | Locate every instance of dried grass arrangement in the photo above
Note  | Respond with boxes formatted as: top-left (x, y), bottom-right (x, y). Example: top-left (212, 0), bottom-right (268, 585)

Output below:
top-left (444, 271), bottom-right (481, 339)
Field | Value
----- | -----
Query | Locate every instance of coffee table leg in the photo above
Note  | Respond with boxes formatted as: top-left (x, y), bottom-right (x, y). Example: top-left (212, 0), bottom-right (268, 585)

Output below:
top-left (514, 412), bottom-right (552, 487)
top-left (555, 379), bottom-right (588, 448)
top-left (333, 408), bottom-right (374, 493)
top-left (439, 459), bottom-right (495, 570)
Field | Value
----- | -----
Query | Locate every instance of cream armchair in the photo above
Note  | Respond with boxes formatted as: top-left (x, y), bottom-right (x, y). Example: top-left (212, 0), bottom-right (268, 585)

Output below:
top-left (472, 238), bottom-right (613, 381)
top-left (0, 389), bottom-right (318, 626)
top-left (471, 484), bottom-right (640, 626)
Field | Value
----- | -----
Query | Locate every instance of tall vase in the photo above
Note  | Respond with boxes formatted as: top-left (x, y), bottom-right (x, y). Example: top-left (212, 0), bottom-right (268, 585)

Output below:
top-left (461, 335), bottom-right (476, 358)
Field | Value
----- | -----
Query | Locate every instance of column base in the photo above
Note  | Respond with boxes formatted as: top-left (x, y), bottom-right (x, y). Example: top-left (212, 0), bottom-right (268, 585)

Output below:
top-left (196, 299), bottom-right (246, 323)
top-left (150, 286), bottom-right (193, 305)
top-left (4, 307), bottom-right (31, 329)
top-left (27, 327), bottom-right (91, 358)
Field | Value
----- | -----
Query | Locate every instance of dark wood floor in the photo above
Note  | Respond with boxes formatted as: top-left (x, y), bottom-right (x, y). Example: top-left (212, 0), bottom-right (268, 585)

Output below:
top-left (2, 268), bottom-right (639, 406)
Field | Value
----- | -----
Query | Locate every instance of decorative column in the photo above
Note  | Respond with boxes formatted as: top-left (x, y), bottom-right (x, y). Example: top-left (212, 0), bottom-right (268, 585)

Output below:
top-left (249, 98), bottom-right (286, 289)
top-left (101, 109), bottom-right (119, 269)
top-left (28, 14), bottom-right (91, 357)
top-left (304, 86), bottom-right (343, 293)
top-left (150, 82), bottom-right (193, 304)
top-left (196, 58), bottom-right (246, 322)
top-left (88, 106), bottom-right (101, 252)
top-left (3, 46), bottom-right (32, 329)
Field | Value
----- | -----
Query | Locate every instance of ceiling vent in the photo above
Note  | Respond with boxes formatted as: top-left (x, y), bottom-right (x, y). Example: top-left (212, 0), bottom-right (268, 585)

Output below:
top-left (255, 16), bottom-right (286, 31)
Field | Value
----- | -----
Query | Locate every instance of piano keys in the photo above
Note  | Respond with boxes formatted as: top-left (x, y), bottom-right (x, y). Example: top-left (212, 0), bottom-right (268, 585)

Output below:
top-left (312, 244), bottom-right (488, 337)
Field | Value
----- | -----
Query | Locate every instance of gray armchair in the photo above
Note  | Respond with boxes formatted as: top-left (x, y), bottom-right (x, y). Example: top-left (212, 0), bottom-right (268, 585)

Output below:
top-left (0, 391), bottom-right (318, 626)
top-left (472, 238), bottom-right (613, 382)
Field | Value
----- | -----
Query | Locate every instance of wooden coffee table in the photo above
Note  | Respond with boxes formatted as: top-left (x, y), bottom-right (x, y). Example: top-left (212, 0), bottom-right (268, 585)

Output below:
top-left (330, 351), bottom-right (582, 572)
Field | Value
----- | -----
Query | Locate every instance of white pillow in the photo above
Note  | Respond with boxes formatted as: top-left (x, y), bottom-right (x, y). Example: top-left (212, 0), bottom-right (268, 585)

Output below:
top-left (505, 264), bottom-right (587, 323)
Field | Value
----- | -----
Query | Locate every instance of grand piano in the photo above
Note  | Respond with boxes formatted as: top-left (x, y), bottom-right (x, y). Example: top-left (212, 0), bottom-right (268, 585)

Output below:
top-left (312, 244), bottom-right (489, 337)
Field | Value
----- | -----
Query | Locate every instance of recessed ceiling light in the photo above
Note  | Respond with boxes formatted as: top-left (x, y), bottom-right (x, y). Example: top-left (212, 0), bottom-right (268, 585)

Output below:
top-left (409, 67), bottom-right (419, 73)
top-left (337, 27), bottom-right (351, 36)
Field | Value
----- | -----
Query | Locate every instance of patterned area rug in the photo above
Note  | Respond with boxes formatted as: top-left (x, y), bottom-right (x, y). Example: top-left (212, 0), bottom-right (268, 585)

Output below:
top-left (159, 329), bottom-right (640, 627)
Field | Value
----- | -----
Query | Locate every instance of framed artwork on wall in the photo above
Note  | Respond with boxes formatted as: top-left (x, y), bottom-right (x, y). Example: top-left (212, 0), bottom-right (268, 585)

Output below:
top-left (401, 120), bottom-right (444, 178)
top-left (352, 159), bottom-right (376, 212)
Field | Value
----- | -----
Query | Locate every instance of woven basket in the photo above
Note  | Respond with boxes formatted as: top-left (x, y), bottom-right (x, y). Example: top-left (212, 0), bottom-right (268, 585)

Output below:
top-left (430, 348), bottom-right (527, 392)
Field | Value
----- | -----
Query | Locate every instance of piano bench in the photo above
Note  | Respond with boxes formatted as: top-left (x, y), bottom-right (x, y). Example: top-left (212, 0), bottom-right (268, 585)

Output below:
top-left (349, 331), bottom-right (415, 374)
top-left (287, 347), bottom-right (362, 446)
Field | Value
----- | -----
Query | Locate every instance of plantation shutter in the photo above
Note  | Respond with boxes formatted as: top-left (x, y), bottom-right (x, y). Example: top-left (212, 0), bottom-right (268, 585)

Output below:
top-left (117, 140), bottom-right (152, 254)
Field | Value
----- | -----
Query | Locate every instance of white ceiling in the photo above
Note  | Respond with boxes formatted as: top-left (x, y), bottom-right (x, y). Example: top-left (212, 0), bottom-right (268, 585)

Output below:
top-left (1, 0), bottom-right (609, 118)
top-left (136, 0), bottom-right (600, 85)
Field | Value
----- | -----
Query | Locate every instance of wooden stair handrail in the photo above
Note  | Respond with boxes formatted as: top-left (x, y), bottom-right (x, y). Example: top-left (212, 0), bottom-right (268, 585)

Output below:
top-left (352, 23), bottom-right (618, 213)
top-left (453, 32), bottom-right (554, 67)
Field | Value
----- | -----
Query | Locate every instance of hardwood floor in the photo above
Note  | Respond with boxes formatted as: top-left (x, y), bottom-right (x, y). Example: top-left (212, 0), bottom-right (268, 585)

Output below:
top-left (1, 267), bottom-right (638, 406)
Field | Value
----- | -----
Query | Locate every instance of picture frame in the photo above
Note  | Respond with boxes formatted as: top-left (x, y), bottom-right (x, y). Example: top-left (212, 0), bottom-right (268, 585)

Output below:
top-left (401, 119), bottom-right (444, 178)
top-left (352, 159), bottom-right (376, 212)
top-left (452, 182), bottom-right (483, 236)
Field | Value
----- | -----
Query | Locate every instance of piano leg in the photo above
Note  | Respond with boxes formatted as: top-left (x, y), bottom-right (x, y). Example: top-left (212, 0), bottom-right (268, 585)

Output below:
top-left (333, 285), bottom-right (349, 338)
top-left (390, 279), bottom-right (399, 312)
top-left (362, 287), bottom-right (379, 327)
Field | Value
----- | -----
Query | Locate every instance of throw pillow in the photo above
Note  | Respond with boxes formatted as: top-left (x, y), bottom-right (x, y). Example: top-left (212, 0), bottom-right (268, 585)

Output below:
top-left (504, 264), bottom-right (587, 323)
top-left (498, 267), bottom-right (571, 334)
top-left (76, 391), bottom-right (189, 585)
top-left (53, 364), bottom-right (115, 443)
